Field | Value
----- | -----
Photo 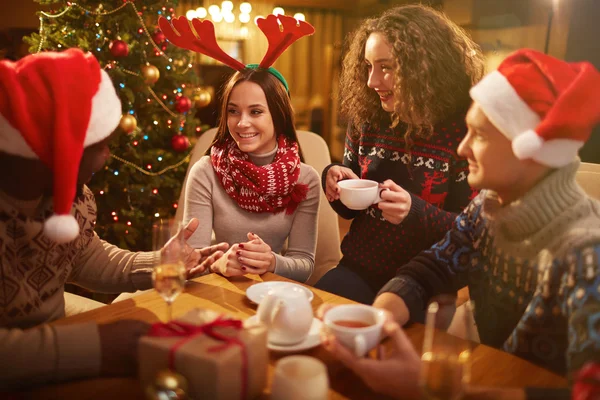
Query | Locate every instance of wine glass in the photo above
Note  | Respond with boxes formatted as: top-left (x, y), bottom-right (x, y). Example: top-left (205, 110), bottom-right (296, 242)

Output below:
top-left (420, 299), bottom-right (474, 400)
top-left (152, 219), bottom-right (187, 322)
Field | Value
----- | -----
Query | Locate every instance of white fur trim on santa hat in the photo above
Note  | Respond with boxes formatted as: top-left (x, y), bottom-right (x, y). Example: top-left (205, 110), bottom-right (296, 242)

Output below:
top-left (44, 214), bottom-right (80, 244)
top-left (83, 69), bottom-right (122, 148)
top-left (512, 129), bottom-right (543, 159)
top-left (470, 71), bottom-right (541, 141)
top-left (531, 138), bottom-right (583, 168)
top-left (0, 113), bottom-right (37, 158)
top-left (0, 69), bottom-right (121, 159)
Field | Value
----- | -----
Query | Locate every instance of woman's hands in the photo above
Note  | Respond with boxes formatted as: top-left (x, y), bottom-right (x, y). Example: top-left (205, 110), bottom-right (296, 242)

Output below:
top-left (325, 166), bottom-right (359, 202)
top-left (377, 180), bottom-right (412, 225)
top-left (211, 232), bottom-right (275, 277)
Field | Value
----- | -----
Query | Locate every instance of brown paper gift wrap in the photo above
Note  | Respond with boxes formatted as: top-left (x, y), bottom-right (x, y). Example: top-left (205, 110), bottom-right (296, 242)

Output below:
top-left (139, 309), bottom-right (268, 399)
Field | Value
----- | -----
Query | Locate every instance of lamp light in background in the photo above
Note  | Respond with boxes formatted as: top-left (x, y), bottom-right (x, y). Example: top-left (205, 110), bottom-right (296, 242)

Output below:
top-left (196, 7), bottom-right (208, 18)
top-left (239, 13), bottom-right (250, 23)
top-left (221, 1), bottom-right (234, 11)
top-left (273, 7), bottom-right (285, 16)
top-left (186, 9), bottom-right (197, 20)
top-left (184, 2), bottom-right (261, 40)
top-left (293, 13), bottom-right (305, 22)
top-left (224, 12), bottom-right (235, 23)
top-left (240, 2), bottom-right (252, 14)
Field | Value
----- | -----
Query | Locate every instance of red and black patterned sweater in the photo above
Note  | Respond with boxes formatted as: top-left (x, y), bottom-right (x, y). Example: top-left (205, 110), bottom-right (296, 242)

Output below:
top-left (323, 114), bottom-right (477, 292)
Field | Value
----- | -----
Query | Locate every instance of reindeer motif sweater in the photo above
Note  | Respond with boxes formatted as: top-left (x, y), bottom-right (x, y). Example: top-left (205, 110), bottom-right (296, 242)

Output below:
top-left (324, 115), bottom-right (475, 291)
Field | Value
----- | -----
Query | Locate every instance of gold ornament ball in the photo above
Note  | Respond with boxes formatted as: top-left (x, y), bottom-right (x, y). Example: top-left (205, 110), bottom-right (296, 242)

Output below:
top-left (141, 64), bottom-right (160, 84)
top-left (194, 89), bottom-right (212, 108)
top-left (119, 114), bottom-right (137, 134)
top-left (145, 369), bottom-right (188, 400)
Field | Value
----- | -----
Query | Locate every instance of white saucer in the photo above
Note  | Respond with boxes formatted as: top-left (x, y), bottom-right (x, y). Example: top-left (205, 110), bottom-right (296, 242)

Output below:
top-left (246, 316), bottom-right (322, 353)
top-left (245, 281), bottom-right (314, 304)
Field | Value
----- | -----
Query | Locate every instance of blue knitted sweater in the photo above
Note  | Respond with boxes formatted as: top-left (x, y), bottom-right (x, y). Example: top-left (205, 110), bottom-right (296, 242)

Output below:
top-left (381, 161), bottom-right (600, 394)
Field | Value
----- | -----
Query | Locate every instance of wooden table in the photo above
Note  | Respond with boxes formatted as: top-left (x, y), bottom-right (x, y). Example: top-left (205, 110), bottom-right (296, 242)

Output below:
top-left (21, 273), bottom-right (567, 399)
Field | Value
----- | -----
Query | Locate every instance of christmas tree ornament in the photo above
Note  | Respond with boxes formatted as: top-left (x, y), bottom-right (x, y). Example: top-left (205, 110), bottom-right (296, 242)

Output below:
top-left (109, 39), bottom-right (129, 57)
top-left (193, 89), bottom-right (211, 108)
top-left (174, 96), bottom-right (192, 113)
top-left (152, 30), bottom-right (166, 44)
top-left (171, 134), bottom-right (190, 152)
top-left (141, 64), bottom-right (160, 84)
top-left (145, 369), bottom-right (188, 400)
top-left (119, 114), bottom-right (137, 134)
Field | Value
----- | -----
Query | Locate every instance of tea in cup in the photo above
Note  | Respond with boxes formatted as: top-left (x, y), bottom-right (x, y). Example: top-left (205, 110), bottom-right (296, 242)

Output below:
top-left (338, 179), bottom-right (385, 210)
top-left (256, 286), bottom-right (313, 346)
top-left (323, 304), bottom-right (386, 357)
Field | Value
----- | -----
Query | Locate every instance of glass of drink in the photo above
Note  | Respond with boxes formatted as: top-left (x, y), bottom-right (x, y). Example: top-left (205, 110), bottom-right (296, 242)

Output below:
top-left (152, 219), bottom-right (186, 321)
top-left (420, 300), bottom-right (473, 400)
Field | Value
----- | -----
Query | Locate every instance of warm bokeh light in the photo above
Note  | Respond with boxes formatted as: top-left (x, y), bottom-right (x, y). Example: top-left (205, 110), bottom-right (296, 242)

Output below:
top-left (293, 12), bottom-right (305, 22)
top-left (196, 7), bottom-right (208, 18)
top-left (273, 7), bottom-right (284, 16)
top-left (239, 13), bottom-right (250, 23)
top-left (240, 2), bottom-right (252, 14)
top-left (224, 12), bottom-right (235, 23)
top-left (221, 1), bottom-right (234, 11)
top-left (185, 9), bottom-right (197, 20)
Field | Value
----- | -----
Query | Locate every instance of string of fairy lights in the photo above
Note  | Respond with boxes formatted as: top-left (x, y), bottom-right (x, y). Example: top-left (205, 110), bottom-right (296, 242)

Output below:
top-left (36, 1), bottom-right (203, 224)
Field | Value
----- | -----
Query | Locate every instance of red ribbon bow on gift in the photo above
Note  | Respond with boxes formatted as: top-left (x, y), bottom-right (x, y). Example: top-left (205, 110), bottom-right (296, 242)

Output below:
top-left (149, 316), bottom-right (249, 400)
top-left (573, 362), bottom-right (600, 400)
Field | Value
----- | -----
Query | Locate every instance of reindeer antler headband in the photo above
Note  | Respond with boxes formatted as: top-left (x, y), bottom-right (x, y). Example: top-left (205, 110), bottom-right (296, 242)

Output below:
top-left (158, 14), bottom-right (315, 91)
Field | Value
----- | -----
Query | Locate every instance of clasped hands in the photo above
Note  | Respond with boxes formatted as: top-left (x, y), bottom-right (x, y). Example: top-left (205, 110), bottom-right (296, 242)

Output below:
top-left (210, 232), bottom-right (276, 277)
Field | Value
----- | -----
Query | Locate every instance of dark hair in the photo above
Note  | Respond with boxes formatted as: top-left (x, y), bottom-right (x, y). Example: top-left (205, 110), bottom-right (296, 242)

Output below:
top-left (208, 68), bottom-right (300, 153)
top-left (339, 4), bottom-right (484, 142)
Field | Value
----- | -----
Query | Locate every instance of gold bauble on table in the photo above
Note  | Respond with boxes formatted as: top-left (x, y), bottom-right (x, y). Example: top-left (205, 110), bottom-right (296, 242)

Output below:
top-left (193, 89), bottom-right (212, 109)
top-left (119, 114), bottom-right (137, 134)
top-left (145, 369), bottom-right (188, 400)
top-left (141, 64), bottom-right (160, 84)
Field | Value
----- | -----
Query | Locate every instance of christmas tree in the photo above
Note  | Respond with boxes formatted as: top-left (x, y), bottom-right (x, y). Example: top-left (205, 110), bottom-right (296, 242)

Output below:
top-left (25, 0), bottom-right (211, 251)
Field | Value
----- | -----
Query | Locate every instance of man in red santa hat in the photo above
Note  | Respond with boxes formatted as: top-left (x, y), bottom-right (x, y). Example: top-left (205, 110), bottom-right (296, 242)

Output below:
top-left (0, 49), bottom-right (228, 388)
top-left (320, 49), bottom-right (600, 400)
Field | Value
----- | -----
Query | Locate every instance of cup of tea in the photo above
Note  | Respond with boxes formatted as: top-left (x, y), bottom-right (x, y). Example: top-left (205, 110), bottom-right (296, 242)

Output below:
top-left (323, 304), bottom-right (386, 357)
top-left (271, 356), bottom-right (329, 400)
top-left (338, 179), bottom-right (385, 210)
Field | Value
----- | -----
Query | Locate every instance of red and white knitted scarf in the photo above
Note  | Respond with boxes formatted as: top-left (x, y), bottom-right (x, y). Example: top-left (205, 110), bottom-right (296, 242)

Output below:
top-left (210, 135), bottom-right (308, 214)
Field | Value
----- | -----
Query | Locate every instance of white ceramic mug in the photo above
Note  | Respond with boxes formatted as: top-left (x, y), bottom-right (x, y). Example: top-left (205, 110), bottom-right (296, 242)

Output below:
top-left (323, 304), bottom-right (386, 357)
top-left (256, 286), bottom-right (313, 346)
top-left (271, 356), bottom-right (329, 400)
top-left (338, 179), bottom-right (385, 210)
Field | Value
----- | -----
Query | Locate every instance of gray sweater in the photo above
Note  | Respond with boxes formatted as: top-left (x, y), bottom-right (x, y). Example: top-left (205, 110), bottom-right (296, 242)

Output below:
top-left (183, 149), bottom-right (320, 283)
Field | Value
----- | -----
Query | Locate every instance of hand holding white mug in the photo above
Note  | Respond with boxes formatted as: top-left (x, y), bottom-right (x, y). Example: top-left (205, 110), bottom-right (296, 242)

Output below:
top-left (377, 179), bottom-right (412, 225)
top-left (337, 179), bottom-right (388, 210)
top-left (325, 165), bottom-right (360, 202)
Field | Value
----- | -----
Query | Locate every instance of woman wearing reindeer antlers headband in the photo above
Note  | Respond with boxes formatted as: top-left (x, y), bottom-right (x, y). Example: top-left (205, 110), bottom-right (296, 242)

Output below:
top-left (159, 14), bottom-right (319, 283)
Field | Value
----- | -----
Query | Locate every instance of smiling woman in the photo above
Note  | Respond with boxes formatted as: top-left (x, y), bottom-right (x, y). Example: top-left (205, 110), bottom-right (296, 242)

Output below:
top-left (315, 4), bottom-right (485, 304)
top-left (182, 67), bottom-right (321, 284)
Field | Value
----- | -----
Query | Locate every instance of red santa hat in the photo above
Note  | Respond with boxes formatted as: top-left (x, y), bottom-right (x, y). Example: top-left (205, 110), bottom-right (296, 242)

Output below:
top-left (470, 49), bottom-right (600, 168)
top-left (0, 49), bottom-right (121, 243)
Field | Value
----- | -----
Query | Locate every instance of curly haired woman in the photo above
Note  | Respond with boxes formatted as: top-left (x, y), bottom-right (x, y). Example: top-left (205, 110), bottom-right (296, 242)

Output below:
top-left (315, 4), bottom-right (484, 304)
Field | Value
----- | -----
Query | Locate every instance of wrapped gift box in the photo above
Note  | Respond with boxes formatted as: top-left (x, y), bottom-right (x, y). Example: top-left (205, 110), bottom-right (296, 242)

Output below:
top-left (139, 308), bottom-right (268, 399)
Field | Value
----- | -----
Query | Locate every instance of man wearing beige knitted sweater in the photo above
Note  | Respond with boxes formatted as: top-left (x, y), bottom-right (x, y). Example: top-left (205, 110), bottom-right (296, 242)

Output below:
top-left (0, 50), bottom-right (227, 389)
top-left (321, 49), bottom-right (600, 400)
